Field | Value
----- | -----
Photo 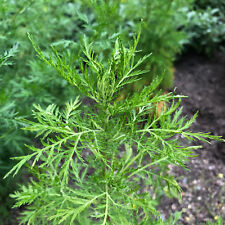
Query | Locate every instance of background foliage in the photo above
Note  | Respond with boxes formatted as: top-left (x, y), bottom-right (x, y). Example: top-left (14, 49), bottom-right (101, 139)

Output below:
top-left (0, 0), bottom-right (80, 222)
top-left (77, 0), bottom-right (193, 89)
top-left (184, 0), bottom-right (225, 55)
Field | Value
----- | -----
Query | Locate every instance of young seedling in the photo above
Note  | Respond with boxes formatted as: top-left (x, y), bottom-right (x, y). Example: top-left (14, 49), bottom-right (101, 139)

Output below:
top-left (5, 35), bottom-right (222, 224)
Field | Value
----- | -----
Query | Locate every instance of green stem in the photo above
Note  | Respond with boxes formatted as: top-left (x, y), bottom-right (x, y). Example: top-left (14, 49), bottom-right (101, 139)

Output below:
top-left (102, 185), bottom-right (109, 225)
top-left (120, 150), bottom-right (143, 175)
top-left (128, 156), bottom-right (168, 178)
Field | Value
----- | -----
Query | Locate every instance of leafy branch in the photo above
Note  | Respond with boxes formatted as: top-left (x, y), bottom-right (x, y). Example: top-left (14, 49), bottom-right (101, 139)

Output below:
top-left (5, 35), bottom-right (224, 224)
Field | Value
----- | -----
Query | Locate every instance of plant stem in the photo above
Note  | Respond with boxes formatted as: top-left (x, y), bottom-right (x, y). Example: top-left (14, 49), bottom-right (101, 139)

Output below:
top-left (102, 185), bottom-right (109, 225)
top-left (120, 150), bottom-right (144, 175)
top-left (128, 156), bottom-right (168, 178)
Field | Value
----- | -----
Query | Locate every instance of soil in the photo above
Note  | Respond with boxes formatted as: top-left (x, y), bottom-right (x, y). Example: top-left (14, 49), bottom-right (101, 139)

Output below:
top-left (158, 52), bottom-right (225, 224)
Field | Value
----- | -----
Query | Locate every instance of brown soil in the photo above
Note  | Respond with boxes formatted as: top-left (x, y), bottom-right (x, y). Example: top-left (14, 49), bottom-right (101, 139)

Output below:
top-left (159, 52), bottom-right (225, 224)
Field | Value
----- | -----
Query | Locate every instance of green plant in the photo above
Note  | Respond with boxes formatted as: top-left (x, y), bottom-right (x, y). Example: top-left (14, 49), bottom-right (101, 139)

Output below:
top-left (0, 0), bottom-right (193, 176)
top-left (0, 45), bottom-right (28, 223)
top-left (184, 0), bottom-right (225, 55)
top-left (0, 44), bottom-right (28, 156)
top-left (194, 0), bottom-right (225, 11)
top-left (5, 35), bottom-right (222, 224)
top-left (205, 216), bottom-right (223, 225)
top-left (0, 1), bottom-right (82, 222)
top-left (77, 0), bottom-right (193, 90)
top-left (0, 0), bottom-right (82, 113)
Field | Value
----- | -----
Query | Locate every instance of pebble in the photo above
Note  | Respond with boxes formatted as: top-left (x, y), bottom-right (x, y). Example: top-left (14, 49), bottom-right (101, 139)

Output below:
top-left (183, 177), bottom-right (187, 185)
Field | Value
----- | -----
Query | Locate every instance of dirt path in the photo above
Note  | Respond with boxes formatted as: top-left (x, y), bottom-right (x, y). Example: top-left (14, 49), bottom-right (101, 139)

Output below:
top-left (159, 52), bottom-right (225, 224)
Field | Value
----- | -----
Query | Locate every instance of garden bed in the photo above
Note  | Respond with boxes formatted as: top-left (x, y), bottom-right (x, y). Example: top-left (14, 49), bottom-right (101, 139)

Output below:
top-left (159, 51), bottom-right (225, 224)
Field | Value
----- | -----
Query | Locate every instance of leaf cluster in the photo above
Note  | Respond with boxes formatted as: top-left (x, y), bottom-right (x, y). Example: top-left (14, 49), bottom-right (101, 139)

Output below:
top-left (0, 1), bottom-right (82, 222)
top-left (6, 37), bottom-right (223, 224)
top-left (0, 45), bottom-right (29, 224)
top-left (184, 0), bottom-right (225, 55)
top-left (74, 0), bottom-right (193, 89)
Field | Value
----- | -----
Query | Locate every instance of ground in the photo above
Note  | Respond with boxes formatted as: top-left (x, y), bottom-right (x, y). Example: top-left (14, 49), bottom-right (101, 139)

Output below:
top-left (159, 52), bottom-right (225, 224)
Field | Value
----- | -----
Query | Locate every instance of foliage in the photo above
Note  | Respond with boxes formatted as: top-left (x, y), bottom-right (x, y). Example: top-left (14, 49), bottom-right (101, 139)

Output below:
top-left (77, 0), bottom-right (193, 90)
top-left (1, 0), bottom-right (223, 223)
top-left (0, 0), bottom-right (81, 223)
top-left (205, 216), bottom-right (223, 225)
top-left (0, 2), bottom-right (194, 220)
top-left (184, 0), bottom-right (225, 55)
top-left (0, 0), bottom-right (81, 112)
top-left (194, 0), bottom-right (225, 11)
top-left (5, 36), bottom-right (222, 224)
top-left (0, 45), bottom-right (27, 157)
top-left (0, 45), bottom-right (27, 223)
top-left (0, 0), bottom-right (193, 172)
top-left (119, 0), bottom-right (192, 89)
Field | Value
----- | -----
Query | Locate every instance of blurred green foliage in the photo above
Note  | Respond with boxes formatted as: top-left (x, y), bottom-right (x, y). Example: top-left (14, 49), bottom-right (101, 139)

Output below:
top-left (77, 0), bottom-right (193, 90)
top-left (0, 0), bottom-right (80, 223)
top-left (205, 216), bottom-right (223, 225)
top-left (184, 0), bottom-right (225, 55)
top-left (0, 45), bottom-right (22, 224)
top-left (195, 0), bottom-right (225, 11)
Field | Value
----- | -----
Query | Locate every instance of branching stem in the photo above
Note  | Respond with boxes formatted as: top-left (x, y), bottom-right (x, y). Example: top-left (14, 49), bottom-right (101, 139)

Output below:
top-left (128, 156), bottom-right (168, 178)
top-left (102, 185), bottom-right (109, 225)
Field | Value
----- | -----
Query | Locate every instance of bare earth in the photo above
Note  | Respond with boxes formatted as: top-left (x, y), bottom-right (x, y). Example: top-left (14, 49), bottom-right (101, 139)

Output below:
top-left (159, 52), bottom-right (225, 224)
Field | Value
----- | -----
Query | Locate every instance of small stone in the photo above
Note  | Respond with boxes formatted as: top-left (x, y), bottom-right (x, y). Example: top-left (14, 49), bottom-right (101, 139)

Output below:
top-left (183, 177), bottom-right (187, 185)
top-left (209, 165), bottom-right (215, 170)
top-left (221, 206), bottom-right (225, 213)
top-left (172, 204), bottom-right (176, 210)
top-left (160, 214), bottom-right (165, 221)
top-left (152, 193), bottom-right (156, 200)
top-left (193, 180), bottom-right (197, 184)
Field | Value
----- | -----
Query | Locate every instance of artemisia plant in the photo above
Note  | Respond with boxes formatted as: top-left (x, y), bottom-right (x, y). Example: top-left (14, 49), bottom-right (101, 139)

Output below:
top-left (5, 34), bottom-right (222, 224)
